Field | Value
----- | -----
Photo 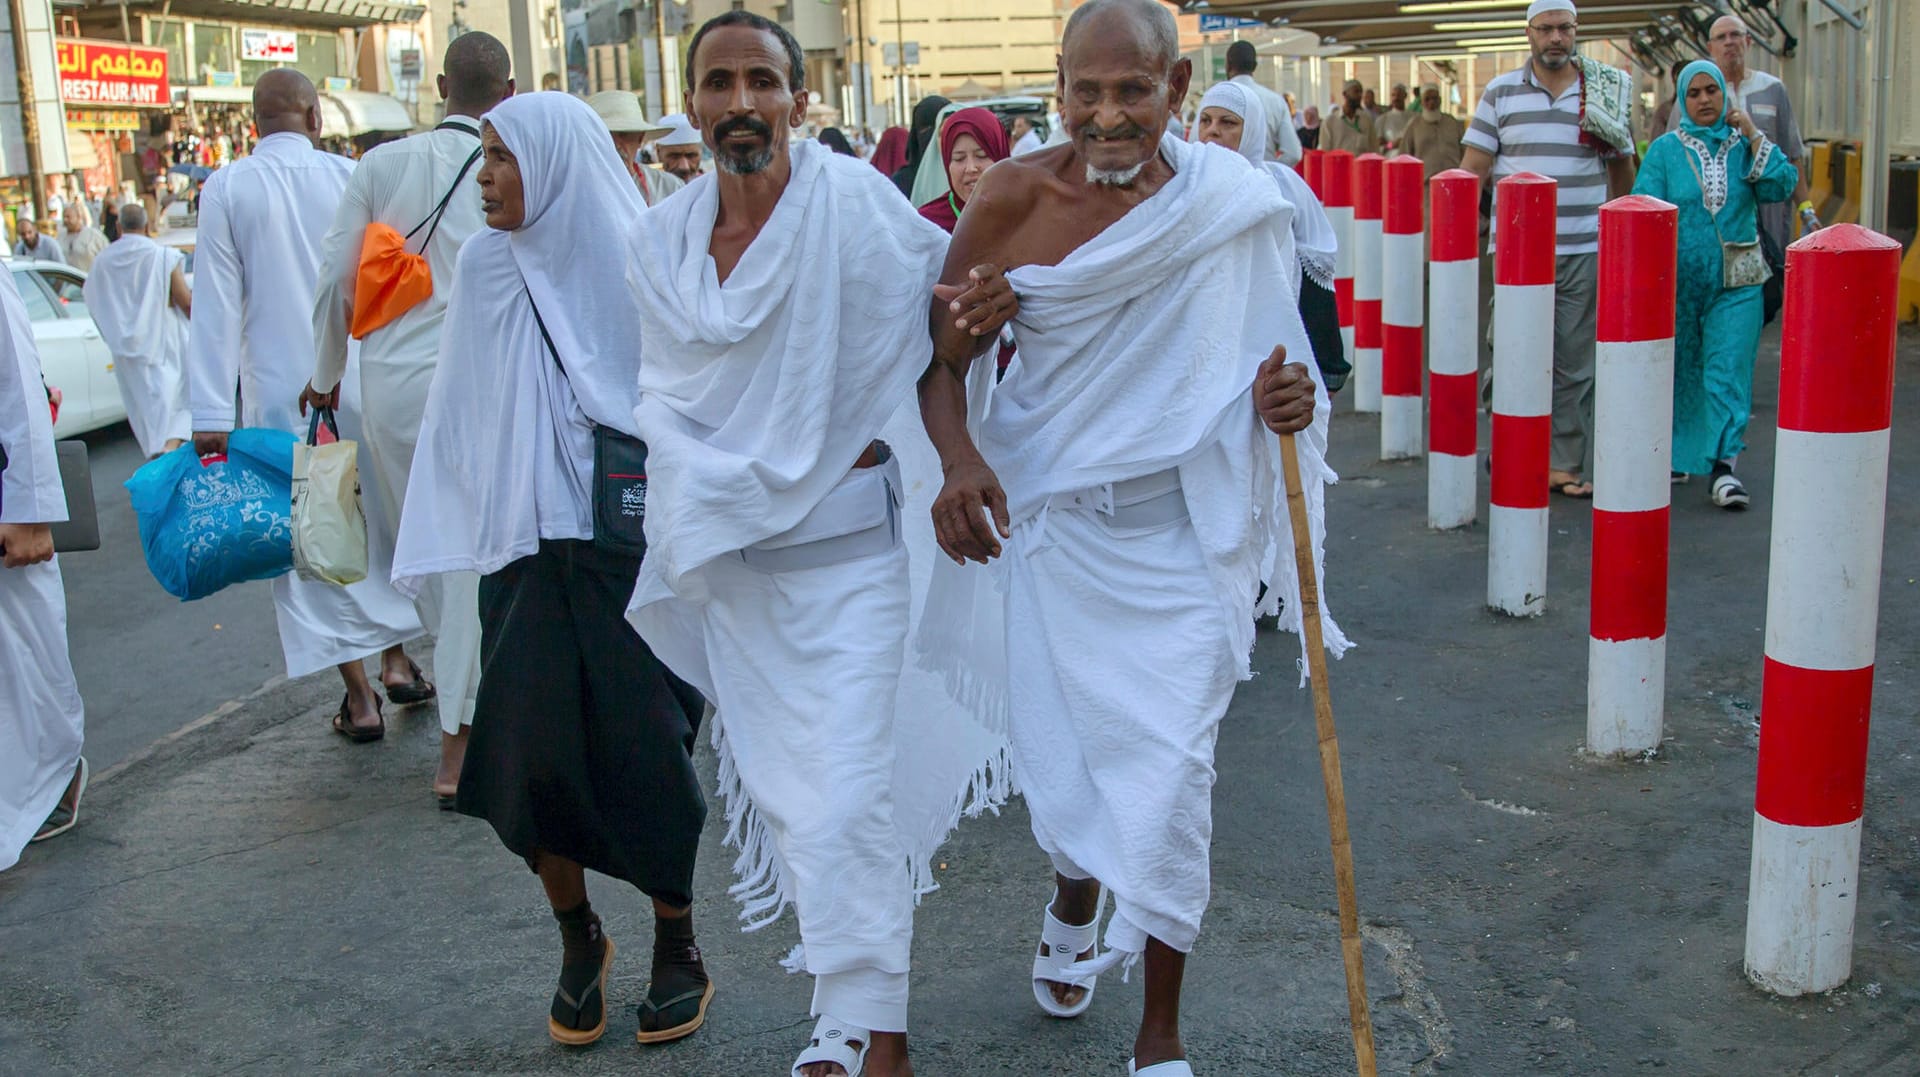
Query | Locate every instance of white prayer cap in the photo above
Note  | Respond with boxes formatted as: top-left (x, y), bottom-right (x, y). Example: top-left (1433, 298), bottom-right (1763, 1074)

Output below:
top-left (655, 113), bottom-right (702, 147)
top-left (1526, 0), bottom-right (1576, 22)
top-left (586, 91), bottom-right (667, 137)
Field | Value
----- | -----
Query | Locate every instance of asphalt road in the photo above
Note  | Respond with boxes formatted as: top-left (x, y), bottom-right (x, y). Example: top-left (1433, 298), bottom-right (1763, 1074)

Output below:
top-left (56, 422), bottom-right (285, 769)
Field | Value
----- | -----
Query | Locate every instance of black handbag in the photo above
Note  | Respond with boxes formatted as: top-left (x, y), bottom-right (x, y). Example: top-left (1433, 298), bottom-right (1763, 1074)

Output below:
top-left (526, 291), bottom-right (649, 559)
top-left (1759, 224), bottom-right (1785, 326)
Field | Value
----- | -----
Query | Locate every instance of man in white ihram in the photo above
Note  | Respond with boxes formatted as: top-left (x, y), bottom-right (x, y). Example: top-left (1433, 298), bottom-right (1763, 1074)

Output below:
top-left (188, 70), bottom-right (425, 742)
top-left (624, 12), bottom-right (1014, 1077)
top-left (1, 268), bottom-right (88, 868)
top-left (918, 1), bottom-right (1341, 1072)
top-left (301, 34), bottom-right (512, 803)
top-left (81, 202), bottom-right (192, 459)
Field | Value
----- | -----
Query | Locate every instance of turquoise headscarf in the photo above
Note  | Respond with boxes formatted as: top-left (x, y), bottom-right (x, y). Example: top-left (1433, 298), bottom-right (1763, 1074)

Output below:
top-left (1675, 60), bottom-right (1730, 143)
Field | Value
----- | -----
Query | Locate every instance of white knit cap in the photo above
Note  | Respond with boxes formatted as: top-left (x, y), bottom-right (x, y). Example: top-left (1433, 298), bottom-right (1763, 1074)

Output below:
top-left (655, 113), bottom-right (702, 147)
top-left (1526, 0), bottom-right (1576, 22)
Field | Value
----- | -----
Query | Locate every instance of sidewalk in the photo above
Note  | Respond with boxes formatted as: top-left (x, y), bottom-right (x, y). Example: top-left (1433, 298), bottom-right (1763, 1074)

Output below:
top-left (3, 328), bottom-right (1917, 1075)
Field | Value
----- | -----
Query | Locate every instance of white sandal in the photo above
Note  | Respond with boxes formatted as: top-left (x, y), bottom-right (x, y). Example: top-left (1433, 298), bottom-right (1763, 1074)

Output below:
top-left (1032, 890), bottom-right (1117, 1018)
top-left (1128, 1060), bottom-right (1195, 1076)
top-left (30, 756), bottom-right (87, 844)
top-left (791, 1015), bottom-right (869, 1077)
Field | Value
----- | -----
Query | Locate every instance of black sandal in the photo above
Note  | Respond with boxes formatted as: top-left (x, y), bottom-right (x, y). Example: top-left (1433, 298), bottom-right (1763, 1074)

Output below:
top-left (549, 903), bottom-right (614, 1046)
top-left (330, 693), bottom-right (384, 742)
top-left (384, 660), bottom-right (437, 706)
top-left (636, 912), bottom-right (713, 1045)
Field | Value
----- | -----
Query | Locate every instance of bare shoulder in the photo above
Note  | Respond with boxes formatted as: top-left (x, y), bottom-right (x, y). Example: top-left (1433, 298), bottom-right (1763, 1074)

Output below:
top-left (966, 146), bottom-right (1074, 227)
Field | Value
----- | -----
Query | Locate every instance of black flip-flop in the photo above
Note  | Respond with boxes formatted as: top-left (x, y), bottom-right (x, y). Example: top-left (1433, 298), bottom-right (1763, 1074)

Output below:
top-left (331, 693), bottom-right (385, 742)
top-left (384, 661), bottom-right (437, 706)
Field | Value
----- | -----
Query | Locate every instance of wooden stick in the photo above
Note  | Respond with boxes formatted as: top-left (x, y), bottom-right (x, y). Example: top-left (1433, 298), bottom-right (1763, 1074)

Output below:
top-left (1278, 431), bottom-right (1378, 1077)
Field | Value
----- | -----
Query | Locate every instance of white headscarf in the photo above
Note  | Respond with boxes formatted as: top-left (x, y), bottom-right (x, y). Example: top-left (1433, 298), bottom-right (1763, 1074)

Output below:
top-left (1199, 81), bottom-right (1338, 291)
top-left (391, 92), bottom-right (648, 594)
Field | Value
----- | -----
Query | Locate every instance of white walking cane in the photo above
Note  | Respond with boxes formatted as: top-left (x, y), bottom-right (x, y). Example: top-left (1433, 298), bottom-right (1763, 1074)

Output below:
top-left (1278, 431), bottom-right (1378, 1077)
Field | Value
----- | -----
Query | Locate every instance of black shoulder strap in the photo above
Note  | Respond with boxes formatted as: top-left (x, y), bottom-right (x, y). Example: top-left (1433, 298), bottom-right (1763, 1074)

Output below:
top-left (404, 143), bottom-right (485, 249)
top-left (526, 288), bottom-right (566, 381)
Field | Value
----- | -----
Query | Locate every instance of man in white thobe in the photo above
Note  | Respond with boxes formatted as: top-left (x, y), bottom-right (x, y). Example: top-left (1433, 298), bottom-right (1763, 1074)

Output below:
top-left (625, 14), bottom-right (1013, 1077)
top-left (919, 3), bottom-right (1338, 1073)
top-left (1, 267), bottom-right (87, 869)
top-left (59, 205), bottom-right (109, 272)
top-left (81, 203), bottom-right (192, 459)
top-left (303, 34), bottom-right (511, 799)
top-left (652, 113), bottom-right (705, 184)
top-left (1225, 39), bottom-right (1302, 165)
top-left (188, 70), bottom-right (422, 740)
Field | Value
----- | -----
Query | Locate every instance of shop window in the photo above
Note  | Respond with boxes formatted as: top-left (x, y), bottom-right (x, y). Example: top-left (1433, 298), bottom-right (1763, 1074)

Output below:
top-left (147, 19), bottom-right (188, 83)
top-left (194, 23), bottom-right (235, 83)
top-left (242, 32), bottom-right (340, 89)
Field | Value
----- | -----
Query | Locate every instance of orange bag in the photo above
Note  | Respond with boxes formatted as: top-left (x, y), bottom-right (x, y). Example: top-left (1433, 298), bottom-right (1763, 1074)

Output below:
top-left (350, 222), bottom-right (432, 339)
top-left (348, 145), bottom-right (481, 340)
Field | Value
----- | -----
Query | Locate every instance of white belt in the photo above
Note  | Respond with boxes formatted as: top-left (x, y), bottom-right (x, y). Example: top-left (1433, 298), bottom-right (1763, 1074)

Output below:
top-left (1053, 467), bottom-right (1188, 531)
top-left (734, 454), bottom-right (902, 573)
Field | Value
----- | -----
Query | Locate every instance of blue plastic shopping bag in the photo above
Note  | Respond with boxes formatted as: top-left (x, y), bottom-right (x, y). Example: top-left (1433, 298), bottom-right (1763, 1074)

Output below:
top-left (125, 428), bottom-right (299, 601)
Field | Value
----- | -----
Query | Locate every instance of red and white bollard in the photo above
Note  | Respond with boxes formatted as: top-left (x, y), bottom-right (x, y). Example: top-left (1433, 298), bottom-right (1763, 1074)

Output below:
top-left (1352, 153), bottom-right (1386, 414)
top-left (1304, 149), bottom-right (1325, 200)
top-left (1745, 225), bottom-right (1902, 995)
top-left (1323, 150), bottom-right (1356, 383)
top-left (1381, 156), bottom-right (1425, 460)
top-left (1488, 172), bottom-right (1556, 617)
top-left (1428, 169), bottom-right (1480, 529)
top-left (1587, 196), bottom-right (1677, 756)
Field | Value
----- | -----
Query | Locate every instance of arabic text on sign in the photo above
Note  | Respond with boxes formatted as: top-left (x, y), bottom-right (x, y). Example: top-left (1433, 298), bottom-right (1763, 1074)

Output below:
top-left (55, 39), bottom-right (170, 108)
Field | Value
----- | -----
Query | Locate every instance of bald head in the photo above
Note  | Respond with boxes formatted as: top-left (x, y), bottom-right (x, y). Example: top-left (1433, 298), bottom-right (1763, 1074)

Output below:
top-left (254, 69), bottom-right (320, 140)
top-left (1061, 0), bottom-right (1181, 75)
top-left (1708, 13), bottom-right (1751, 76)
top-left (442, 31), bottom-right (513, 115)
top-left (118, 202), bottom-right (149, 235)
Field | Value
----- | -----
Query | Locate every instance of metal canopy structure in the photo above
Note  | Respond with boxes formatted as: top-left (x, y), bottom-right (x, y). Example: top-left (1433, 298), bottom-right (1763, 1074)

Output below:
top-left (84, 0), bottom-right (428, 31)
top-left (1190, 0), bottom-right (1694, 56)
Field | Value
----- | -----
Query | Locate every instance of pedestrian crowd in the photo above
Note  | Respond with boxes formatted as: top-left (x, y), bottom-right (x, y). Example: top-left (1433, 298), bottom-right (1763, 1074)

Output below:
top-left (0, 0), bottom-right (1819, 1074)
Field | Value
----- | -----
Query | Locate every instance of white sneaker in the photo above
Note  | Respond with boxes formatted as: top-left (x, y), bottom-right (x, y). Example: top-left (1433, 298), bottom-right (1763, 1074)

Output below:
top-left (1710, 472), bottom-right (1749, 510)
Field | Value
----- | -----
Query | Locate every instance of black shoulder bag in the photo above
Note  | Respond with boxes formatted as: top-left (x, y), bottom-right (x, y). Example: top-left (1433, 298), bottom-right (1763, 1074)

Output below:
top-left (526, 292), bottom-right (650, 559)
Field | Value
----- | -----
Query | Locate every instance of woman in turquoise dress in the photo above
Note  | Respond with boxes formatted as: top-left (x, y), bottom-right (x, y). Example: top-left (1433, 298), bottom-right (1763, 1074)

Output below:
top-left (1632, 59), bottom-right (1799, 510)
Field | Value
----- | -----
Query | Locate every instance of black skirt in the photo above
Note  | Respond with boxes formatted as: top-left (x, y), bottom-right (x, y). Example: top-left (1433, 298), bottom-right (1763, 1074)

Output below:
top-left (457, 539), bottom-right (707, 908)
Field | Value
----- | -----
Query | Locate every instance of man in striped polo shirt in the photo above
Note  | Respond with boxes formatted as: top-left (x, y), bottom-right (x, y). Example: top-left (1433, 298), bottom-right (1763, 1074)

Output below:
top-left (1460, 0), bottom-right (1637, 498)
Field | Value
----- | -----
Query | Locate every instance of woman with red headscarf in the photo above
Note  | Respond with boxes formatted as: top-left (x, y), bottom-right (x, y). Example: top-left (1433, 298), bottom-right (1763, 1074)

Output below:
top-left (870, 126), bottom-right (909, 178)
top-left (917, 107), bottom-right (1009, 232)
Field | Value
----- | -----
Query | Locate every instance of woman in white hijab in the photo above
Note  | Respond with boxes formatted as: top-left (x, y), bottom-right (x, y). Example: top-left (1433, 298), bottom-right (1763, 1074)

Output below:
top-left (392, 92), bottom-right (713, 1050)
top-left (1196, 80), bottom-right (1348, 394)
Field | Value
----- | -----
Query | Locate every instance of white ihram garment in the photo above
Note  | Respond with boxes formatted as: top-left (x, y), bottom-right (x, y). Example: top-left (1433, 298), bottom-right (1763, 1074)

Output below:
top-left (922, 136), bottom-right (1345, 959)
top-left (80, 234), bottom-right (191, 457)
top-left (626, 141), bottom-right (1004, 1033)
top-left (187, 132), bottom-right (421, 678)
top-left (0, 268), bottom-right (84, 871)
top-left (312, 116), bottom-right (486, 732)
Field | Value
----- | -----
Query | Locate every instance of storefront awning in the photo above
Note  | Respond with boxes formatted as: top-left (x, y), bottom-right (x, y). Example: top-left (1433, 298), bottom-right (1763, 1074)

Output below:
top-left (125, 0), bottom-right (427, 31)
top-left (319, 90), bottom-right (414, 135)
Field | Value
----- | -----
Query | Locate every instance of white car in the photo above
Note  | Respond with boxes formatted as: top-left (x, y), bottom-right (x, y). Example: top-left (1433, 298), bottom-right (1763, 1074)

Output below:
top-left (10, 259), bottom-right (127, 438)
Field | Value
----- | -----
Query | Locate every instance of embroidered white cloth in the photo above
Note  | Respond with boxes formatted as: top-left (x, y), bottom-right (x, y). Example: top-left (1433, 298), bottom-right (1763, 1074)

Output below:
top-left (393, 92), bottom-right (648, 597)
top-left (625, 140), bottom-right (1008, 1021)
top-left (187, 131), bottom-right (421, 678)
top-left (0, 267), bottom-right (84, 871)
top-left (1201, 81), bottom-right (1338, 292)
top-left (918, 133), bottom-right (1347, 959)
top-left (81, 234), bottom-right (191, 456)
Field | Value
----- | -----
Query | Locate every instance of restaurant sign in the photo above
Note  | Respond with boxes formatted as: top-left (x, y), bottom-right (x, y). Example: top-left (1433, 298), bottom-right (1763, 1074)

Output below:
top-left (241, 29), bottom-right (298, 63)
top-left (56, 39), bottom-right (170, 108)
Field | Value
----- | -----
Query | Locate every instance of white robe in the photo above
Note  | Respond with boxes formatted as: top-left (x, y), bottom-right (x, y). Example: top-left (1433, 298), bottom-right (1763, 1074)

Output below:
top-left (312, 117), bottom-right (486, 732)
top-left (625, 141), bottom-right (1005, 1032)
top-left (921, 136), bottom-right (1345, 958)
top-left (187, 132), bottom-right (420, 678)
top-left (0, 267), bottom-right (84, 871)
top-left (81, 235), bottom-right (192, 457)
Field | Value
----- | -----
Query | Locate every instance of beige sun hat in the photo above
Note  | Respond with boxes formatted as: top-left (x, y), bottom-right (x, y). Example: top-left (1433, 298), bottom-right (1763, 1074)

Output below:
top-left (586, 91), bottom-right (670, 140)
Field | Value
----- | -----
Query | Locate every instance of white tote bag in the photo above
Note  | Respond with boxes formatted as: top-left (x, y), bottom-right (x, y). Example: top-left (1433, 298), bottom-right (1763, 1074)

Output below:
top-left (290, 407), bottom-right (369, 586)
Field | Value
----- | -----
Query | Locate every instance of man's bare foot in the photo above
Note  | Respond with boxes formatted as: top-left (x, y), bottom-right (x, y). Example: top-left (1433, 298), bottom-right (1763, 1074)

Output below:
top-left (335, 684), bottom-right (383, 738)
top-left (1548, 469), bottom-right (1593, 498)
top-left (798, 1030), bottom-right (911, 1077)
top-left (31, 759), bottom-right (87, 841)
top-left (434, 727), bottom-right (469, 798)
top-left (1042, 876), bottom-right (1103, 1008)
top-left (1132, 1032), bottom-right (1186, 1071)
